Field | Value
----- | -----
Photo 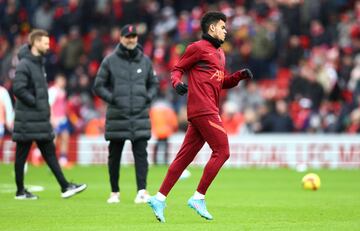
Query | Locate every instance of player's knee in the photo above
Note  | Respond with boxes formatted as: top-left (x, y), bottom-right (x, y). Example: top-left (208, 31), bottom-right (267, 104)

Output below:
top-left (219, 145), bottom-right (230, 161)
top-left (222, 151), bottom-right (230, 161)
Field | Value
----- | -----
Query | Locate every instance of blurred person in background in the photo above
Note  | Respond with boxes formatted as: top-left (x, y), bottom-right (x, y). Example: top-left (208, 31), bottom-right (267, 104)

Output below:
top-left (148, 12), bottom-right (253, 222)
top-left (227, 81), bottom-right (264, 112)
top-left (59, 27), bottom-right (84, 75)
top-left (149, 98), bottom-right (178, 165)
top-left (269, 99), bottom-right (294, 132)
top-left (48, 73), bottom-right (72, 168)
top-left (149, 98), bottom-right (191, 179)
top-left (0, 85), bottom-right (14, 156)
top-left (348, 54), bottom-right (360, 95)
top-left (12, 29), bottom-right (87, 200)
top-left (221, 101), bottom-right (243, 135)
top-left (281, 35), bottom-right (304, 68)
top-left (289, 61), bottom-right (325, 112)
top-left (84, 98), bottom-right (106, 137)
top-left (33, 1), bottom-right (54, 31)
top-left (347, 108), bottom-right (360, 133)
top-left (239, 107), bottom-right (259, 134)
top-left (93, 24), bottom-right (158, 204)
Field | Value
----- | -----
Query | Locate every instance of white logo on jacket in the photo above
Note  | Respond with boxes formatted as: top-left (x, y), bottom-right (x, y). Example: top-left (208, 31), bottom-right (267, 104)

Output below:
top-left (137, 68), bottom-right (142, 73)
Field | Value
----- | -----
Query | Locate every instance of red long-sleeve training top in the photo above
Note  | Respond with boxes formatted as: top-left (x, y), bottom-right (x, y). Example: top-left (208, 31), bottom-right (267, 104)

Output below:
top-left (171, 39), bottom-right (244, 120)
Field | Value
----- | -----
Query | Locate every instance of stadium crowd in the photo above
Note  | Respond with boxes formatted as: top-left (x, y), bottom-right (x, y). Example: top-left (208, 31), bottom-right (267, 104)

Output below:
top-left (0, 0), bottom-right (360, 136)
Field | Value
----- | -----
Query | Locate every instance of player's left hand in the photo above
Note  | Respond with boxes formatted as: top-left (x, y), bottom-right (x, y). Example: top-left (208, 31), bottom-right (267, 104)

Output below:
top-left (240, 68), bottom-right (253, 80)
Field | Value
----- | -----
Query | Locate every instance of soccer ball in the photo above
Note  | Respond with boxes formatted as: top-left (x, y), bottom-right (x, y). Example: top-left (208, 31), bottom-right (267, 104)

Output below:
top-left (302, 173), bottom-right (321, 191)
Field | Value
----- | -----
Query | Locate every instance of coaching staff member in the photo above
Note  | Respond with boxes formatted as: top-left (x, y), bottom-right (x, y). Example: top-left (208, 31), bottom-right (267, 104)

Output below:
top-left (13, 29), bottom-right (87, 200)
top-left (94, 25), bottom-right (158, 204)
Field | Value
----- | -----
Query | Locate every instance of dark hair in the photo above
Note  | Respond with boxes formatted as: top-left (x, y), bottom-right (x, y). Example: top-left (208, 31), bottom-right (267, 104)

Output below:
top-left (55, 73), bottom-right (66, 79)
top-left (28, 29), bottom-right (48, 45)
top-left (201, 12), bottom-right (227, 34)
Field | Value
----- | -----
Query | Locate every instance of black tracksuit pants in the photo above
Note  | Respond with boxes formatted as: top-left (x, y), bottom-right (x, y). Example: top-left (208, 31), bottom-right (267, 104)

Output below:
top-left (108, 139), bottom-right (148, 192)
top-left (14, 140), bottom-right (69, 193)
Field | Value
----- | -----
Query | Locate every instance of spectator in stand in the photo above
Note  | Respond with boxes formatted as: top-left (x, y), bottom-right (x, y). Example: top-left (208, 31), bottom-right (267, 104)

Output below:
top-left (347, 108), bottom-right (360, 133)
top-left (154, 6), bottom-right (178, 39)
top-left (1, 1), bottom-right (19, 39)
top-left (59, 27), bottom-right (84, 74)
top-left (337, 48), bottom-right (353, 92)
top-left (270, 99), bottom-right (294, 132)
top-left (33, 1), bottom-right (54, 31)
top-left (227, 81), bottom-right (264, 112)
top-left (282, 35), bottom-right (304, 68)
top-left (88, 28), bottom-right (104, 62)
top-left (305, 71), bottom-right (325, 112)
top-left (0, 36), bottom-right (12, 85)
top-left (310, 20), bottom-right (332, 47)
top-left (239, 107), bottom-right (259, 134)
top-left (250, 19), bottom-right (276, 79)
top-left (336, 94), bottom-right (360, 133)
top-left (289, 61), bottom-right (325, 112)
top-left (348, 54), bottom-right (360, 95)
top-left (313, 47), bottom-right (339, 101)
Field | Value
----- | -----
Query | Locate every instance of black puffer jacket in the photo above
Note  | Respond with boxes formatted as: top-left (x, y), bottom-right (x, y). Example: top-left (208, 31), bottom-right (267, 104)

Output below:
top-left (93, 44), bottom-right (158, 141)
top-left (12, 45), bottom-right (54, 141)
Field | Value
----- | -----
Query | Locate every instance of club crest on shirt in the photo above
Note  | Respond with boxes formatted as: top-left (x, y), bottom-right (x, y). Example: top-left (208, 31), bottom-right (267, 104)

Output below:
top-left (210, 70), bottom-right (224, 82)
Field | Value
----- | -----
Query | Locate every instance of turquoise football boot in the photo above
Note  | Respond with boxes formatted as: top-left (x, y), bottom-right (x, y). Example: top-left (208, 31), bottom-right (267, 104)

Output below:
top-left (187, 196), bottom-right (213, 220)
top-left (148, 196), bottom-right (166, 223)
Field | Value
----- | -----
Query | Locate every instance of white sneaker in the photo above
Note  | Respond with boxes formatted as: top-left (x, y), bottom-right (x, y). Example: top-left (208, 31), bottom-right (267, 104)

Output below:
top-left (15, 189), bottom-right (38, 200)
top-left (134, 189), bottom-right (150, 204)
top-left (107, 192), bottom-right (120, 203)
top-left (61, 183), bottom-right (87, 198)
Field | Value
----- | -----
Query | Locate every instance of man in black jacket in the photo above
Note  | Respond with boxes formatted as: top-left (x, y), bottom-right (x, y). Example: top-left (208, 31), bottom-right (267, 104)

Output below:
top-left (94, 25), bottom-right (158, 204)
top-left (13, 29), bottom-right (87, 200)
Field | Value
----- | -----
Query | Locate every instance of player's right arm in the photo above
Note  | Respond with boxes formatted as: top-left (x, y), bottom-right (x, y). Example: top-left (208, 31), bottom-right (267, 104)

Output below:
top-left (171, 43), bottom-right (200, 88)
top-left (93, 57), bottom-right (114, 104)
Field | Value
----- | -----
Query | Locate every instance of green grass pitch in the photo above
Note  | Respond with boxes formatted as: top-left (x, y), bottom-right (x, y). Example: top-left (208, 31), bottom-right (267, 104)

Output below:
top-left (0, 164), bottom-right (359, 231)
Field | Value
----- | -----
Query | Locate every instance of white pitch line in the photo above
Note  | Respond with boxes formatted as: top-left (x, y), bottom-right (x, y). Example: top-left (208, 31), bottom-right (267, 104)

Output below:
top-left (0, 184), bottom-right (45, 193)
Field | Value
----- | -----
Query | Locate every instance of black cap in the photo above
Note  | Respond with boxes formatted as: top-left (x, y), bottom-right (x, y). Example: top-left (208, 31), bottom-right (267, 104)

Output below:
top-left (121, 24), bottom-right (137, 37)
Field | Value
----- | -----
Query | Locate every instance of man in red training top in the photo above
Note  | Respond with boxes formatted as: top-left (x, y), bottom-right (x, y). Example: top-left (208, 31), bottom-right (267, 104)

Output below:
top-left (148, 11), bottom-right (253, 222)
